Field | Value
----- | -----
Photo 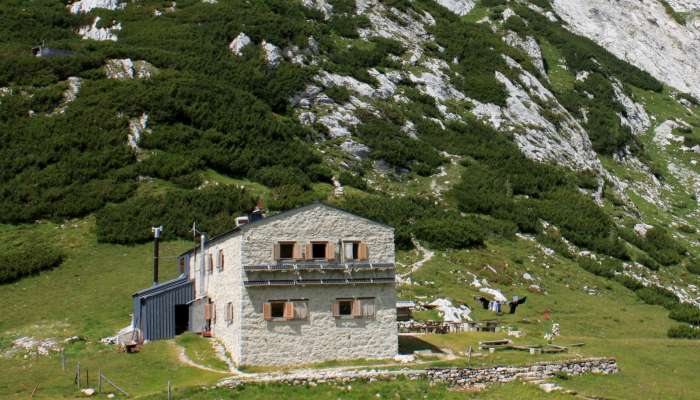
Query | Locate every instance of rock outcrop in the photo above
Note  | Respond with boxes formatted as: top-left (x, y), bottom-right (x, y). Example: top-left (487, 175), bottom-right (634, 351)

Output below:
top-left (68, 0), bottom-right (122, 14)
top-left (552, 0), bottom-right (700, 99)
top-left (78, 17), bottom-right (121, 41)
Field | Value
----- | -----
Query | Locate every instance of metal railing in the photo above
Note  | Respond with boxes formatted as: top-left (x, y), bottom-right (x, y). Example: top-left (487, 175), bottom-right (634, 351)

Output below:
top-left (244, 276), bottom-right (395, 287)
top-left (243, 261), bottom-right (394, 272)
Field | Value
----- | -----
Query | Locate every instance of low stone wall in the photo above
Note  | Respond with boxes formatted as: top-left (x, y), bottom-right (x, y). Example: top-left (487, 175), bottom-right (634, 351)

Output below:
top-left (426, 357), bottom-right (618, 386)
top-left (218, 357), bottom-right (617, 388)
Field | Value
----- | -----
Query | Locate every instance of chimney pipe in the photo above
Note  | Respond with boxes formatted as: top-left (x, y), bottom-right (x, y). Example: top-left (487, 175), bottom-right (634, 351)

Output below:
top-left (152, 226), bottom-right (163, 285)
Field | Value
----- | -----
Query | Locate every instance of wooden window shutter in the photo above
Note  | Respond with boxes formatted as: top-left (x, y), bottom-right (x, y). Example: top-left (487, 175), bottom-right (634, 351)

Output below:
top-left (204, 303), bottom-right (212, 321)
top-left (273, 243), bottom-right (280, 260)
top-left (283, 302), bottom-right (294, 320)
top-left (208, 254), bottom-right (213, 273)
top-left (325, 242), bottom-right (335, 261)
top-left (219, 250), bottom-right (225, 271)
top-left (212, 302), bottom-right (216, 324)
top-left (305, 243), bottom-right (313, 260)
top-left (332, 301), bottom-right (340, 317)
top-left (263, 302), bottom-right (272, 321)
top-left (352, 299), bottom-right (362, 317)
top-left (358, 242), bottom-right (369, 261)
top-left (293, 243), bottom-right (303, 260)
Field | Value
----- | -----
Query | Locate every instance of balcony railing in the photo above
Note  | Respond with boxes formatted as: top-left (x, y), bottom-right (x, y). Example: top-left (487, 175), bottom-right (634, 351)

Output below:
top-left (244, 276), bottom-right (395, 287)
top-left (243, 261), bottom-right (394, 273)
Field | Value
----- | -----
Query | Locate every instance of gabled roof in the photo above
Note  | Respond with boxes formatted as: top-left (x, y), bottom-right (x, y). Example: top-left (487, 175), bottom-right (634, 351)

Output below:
top-left (179, 202), bottom-right (393, 257)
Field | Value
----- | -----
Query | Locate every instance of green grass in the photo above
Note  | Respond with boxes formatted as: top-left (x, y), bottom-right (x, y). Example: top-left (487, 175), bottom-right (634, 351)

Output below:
top-left (140, 376), bottom-right (574, 399)
top-left (175, 333), bottom-right (229, 372)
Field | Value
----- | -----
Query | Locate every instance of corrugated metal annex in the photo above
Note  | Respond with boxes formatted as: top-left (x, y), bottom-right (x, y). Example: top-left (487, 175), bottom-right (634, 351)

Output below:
top-left (132, 275), bottom-right (194, 341)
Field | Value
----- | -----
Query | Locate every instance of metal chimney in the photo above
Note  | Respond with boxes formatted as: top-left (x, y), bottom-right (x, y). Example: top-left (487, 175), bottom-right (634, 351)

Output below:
top-left (152, 226), bottom-right (163, 285)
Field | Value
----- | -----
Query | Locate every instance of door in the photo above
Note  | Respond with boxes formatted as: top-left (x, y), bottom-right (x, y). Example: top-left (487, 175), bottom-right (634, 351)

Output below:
top-left (175, 304), bottom-right (189, 335)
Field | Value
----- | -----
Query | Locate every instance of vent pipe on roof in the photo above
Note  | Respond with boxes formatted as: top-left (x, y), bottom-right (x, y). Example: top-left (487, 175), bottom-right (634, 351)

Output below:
top-left (152, 225), bottom-right (163, 286)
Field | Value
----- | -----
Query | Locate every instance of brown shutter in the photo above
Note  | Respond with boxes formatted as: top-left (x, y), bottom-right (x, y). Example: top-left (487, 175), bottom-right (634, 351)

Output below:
top-left (208, 254), bottom-right (214, 273)
top-left (212, 302), bottom-right (216, 324)
top-left (332, 301), bottom-right (340, 317)
top-left (219, 250), bottom-right (225, 271)
top-left (273, 243), bottom-right (280, 261)
top-left (283, 302), bottom-right (294, 320)
top-left (293, 243), bottom-right (303, 260)
top-left (358, 242), bottom-right (369, 261)
top-left (352, 299), bottom-right (362, 317)
top-left (305, 243), bottom-right (313, 260)
top-left (204, 303), bottom-right (212, 321)
top-left (263, 302), bottom-right (272, 320)
top-left (325, 242), bottom-right (335, 261)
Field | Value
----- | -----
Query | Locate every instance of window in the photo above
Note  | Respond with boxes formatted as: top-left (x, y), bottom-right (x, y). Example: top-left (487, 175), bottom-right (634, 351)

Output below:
top-left (275, 242), bottom-right (301, 260)
top-left (271, 302), bottom-right (285, 318)
top-left (225, 302), bottom-right (234, 324)
top-left (207, 253), bottom-right (214, 273)
top-left (217, 249), bottom-right (224, 272)
top-left (333, 298), bottom-right (375, 319)
top-left (312, 242), bottom-right (327, 259)
top-left (263, 300), bottom-right (307, 321)
top-left (279, 243), bottom-right (294, 259)
top-left (344, 241), bottom-right (368, 261)
top-left (344, 242), bottom-right (359, 260)
top-left (338, 300), bottom-right (353, 316)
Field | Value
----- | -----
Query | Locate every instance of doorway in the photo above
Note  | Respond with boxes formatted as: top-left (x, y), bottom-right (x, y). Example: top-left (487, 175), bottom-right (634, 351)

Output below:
top-left (175, 304), bottom-right (189, 335)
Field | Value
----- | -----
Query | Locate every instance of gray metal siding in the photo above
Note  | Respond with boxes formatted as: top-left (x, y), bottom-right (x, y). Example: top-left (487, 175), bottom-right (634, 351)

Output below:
top-left (134, 279), bottom-right (194, 341)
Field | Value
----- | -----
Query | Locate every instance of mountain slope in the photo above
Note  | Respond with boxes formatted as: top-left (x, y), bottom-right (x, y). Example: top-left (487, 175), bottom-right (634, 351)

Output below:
top-left (1, 0), bottom-right (700, 397)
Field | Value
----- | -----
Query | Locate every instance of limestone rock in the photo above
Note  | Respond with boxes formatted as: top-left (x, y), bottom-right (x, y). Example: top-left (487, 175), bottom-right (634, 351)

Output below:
top-left (302, 0), bottom-right (333, 19)
top-left (653, 120), bottom-right (685, 147)
top-left (81, 388), bottom-right (96, 396)
top-left (78, 17), bottom-right (121, 41)
top-left (105, 59), bottom-right (156, 80)
top-left (434, 0), bottom-right (476, 16)
top-left (552, 0), bottom-right (700, 99)
top-left (612, 80), bottom-right (650, 135)
top-left (128, 114), bottom-right (150, 152)
top-left (502, 31), bottom-right (547, 78)
top-left (261, 40), bottom-right (282, 67)
top-left (68, 0), bottom-right (122, 14)
top-left (229, 33), bottom-right (252, 56)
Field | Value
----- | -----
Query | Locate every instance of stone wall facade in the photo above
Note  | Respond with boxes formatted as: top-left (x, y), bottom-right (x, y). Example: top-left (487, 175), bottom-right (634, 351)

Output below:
top-left (238, 204), bottom-right (397, 366)
top-left (191, 204), bottom-right (397, 366)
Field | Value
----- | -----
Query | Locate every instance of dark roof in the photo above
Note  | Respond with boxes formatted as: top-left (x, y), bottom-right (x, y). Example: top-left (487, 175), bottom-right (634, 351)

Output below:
top-left (178, 202), bottom-right (393, 257)
top-left (33, 48), bottom-right (74, 58)
top-left (132, 274), bottom-right (190, 298)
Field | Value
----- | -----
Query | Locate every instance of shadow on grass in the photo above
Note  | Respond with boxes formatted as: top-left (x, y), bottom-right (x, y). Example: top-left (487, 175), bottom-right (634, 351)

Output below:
top-left (399, 335), bottom-right (444, 355)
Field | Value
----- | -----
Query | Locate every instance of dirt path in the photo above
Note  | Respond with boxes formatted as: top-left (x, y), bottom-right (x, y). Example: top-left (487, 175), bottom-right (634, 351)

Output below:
top-left (173, 343), bottom-right (232, 374)
top-left (399, 238), bottom-right (434, 280)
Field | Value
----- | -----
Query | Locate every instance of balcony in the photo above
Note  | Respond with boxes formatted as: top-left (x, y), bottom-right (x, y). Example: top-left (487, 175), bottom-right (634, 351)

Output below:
top-left (244, 276), bottom-right (395, 287)
top-left (243, 261), bottom-right (394, 273)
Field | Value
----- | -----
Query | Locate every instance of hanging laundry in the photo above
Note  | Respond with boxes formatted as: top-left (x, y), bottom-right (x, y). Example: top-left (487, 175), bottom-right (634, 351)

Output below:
top-left (508, 296), bottom-right (527, 314)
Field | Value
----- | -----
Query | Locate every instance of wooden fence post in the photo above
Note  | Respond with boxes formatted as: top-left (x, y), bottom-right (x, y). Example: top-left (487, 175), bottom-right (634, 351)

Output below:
top-left (98, 369), bottom-right (102, 394)
top-left (467, 345), bottom-right (472, 367)
top-left (86, 367), bottom-right (89, 388)
top-left (167, 380), bottom-right (172, 400)
top-left (76, 362), bottom-right (80, 389)
top-left (61, 349), bottom-right (65, 372)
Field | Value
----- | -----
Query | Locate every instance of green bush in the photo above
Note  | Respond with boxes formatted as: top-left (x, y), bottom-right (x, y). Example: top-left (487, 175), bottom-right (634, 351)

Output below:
top-left (413, 217), bottom-right (486, 250)
top-left (668, 325), bottom-right (700, 339)
top-left (669, 304), bottom-right (700, 325)
top-left (253, 166), bottom-right (312, 188)
top-left (96, 185), bottom-right (257, 244)
top-left (687, 260), bottom-right (700, 275)
top-left (0, 242), bottom-right (63, 283)
top-left (620, 227), bottom-right (685, 266)
top-left (267, 184), bottom-right (326, 211)
top-left (635, 286), bottom-right (678, 309)
top-left (578, 257), bottom-right (622, 278)
top-left (325, 86), bottom-right (352, 104)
